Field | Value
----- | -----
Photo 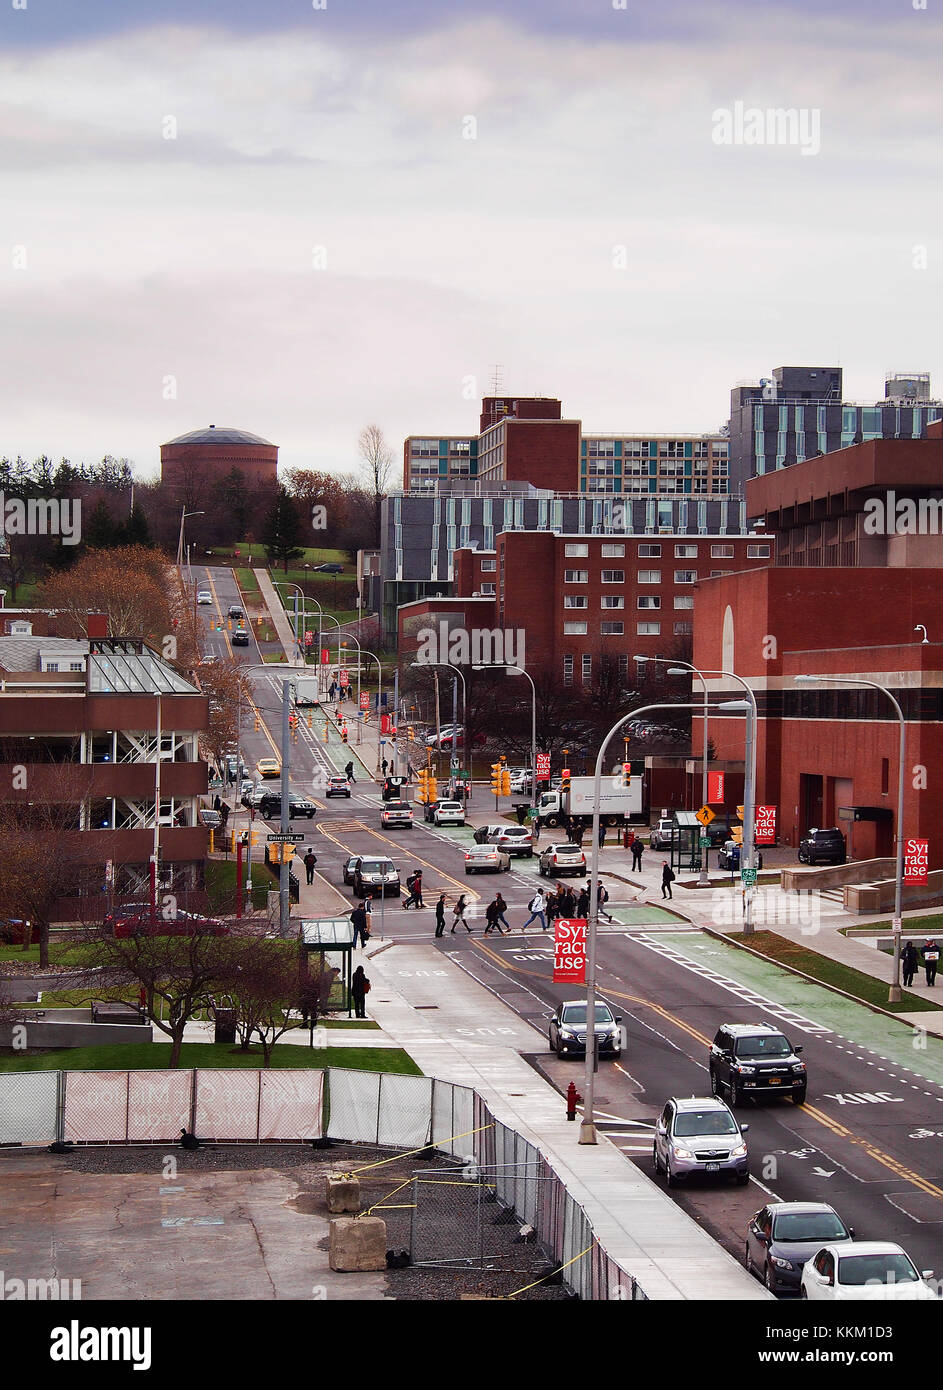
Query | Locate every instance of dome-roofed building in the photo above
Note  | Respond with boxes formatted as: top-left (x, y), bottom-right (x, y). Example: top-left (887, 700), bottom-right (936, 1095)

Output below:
top-left (161, 424), bottom-right (278, 496)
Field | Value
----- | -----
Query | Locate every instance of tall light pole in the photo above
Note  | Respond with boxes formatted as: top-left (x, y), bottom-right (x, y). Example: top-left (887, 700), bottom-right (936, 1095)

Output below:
top-left (272, 579), bottom-right (305, 654)
top-left (581, 700), bottom-right (704, 1144)
top-left (795, 673), bottom-right (906, 1003)
top-left (339, 633), bottom-right (363, 722)
top-left (358, 649), bottom-right (385, 775)
top-left (175, 508), bottom-right (204, 569)
top-left (635, 654), bottom-right (711, 885)
top-left (411, 660), bottom-right (467, 796)
top-left (473, 663), bottom-right (536, 802)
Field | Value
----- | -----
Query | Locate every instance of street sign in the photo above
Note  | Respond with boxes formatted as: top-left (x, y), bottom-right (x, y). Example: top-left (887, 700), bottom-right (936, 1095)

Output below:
top-left (707, 771), bottom-right (725, 804)
top-left (266, 832), bottom-right (305, 844)
top-left (450, 758), bottom-right (459, 772)
top-left (892, 917), bottom-right (902, 932)
top-left (699, 835), bottom-right (710, 848)
top-left (741, 868), bottom-right (758, 886)
top-left (553, 918), bottom-right (586, 984)
top-left (695, 805), bottom-right (715, 827)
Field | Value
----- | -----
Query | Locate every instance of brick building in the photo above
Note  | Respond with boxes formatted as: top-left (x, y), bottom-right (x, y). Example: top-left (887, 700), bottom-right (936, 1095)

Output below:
top-left (161, 425), bottom-right (278, 497)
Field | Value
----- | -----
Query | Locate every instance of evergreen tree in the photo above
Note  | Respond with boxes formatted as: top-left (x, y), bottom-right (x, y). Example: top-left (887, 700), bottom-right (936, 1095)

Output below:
top-left (84, 498), bottom-right (116, 549)
top-left (261, 487), bottom-right (304, 573)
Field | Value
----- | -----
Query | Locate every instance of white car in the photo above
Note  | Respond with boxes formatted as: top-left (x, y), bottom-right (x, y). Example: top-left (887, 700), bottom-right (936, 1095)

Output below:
top-left (464, 845), bottom-right (511, 875)
top-left (649, 818), bottom-right (676, 850)
top-left (800, 1242), bottom-right (938, 1301)
top-left (380, 800), bottom-right (414, 829)
top-left (433, 800), bottom-right (465, 826)
top-left (197, 589), bottom-right (213, 605)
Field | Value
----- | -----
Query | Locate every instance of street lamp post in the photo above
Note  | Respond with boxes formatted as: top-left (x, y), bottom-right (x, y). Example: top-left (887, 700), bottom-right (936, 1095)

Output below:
top-left (795, 674), bottom-right (906, 1003)
top-left (175, 508), bottom-right (205, 569)
top-left (635, 654), bottom-right (711, 885)
top-left (411, 661), bottom-right (467, 796)
top-left (580, 699), bottom-right (704, 1144)
top-left (339, 633), bottom-right (363, 729)
top-left (473, 663), bottom-right (537, 804)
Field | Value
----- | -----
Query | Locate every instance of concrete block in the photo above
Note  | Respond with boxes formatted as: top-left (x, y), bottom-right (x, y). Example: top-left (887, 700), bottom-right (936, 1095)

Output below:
top-left (325, 1173), bottom-right (360, 1213)
top-left (329, 1216), bottom-right (387, 1272)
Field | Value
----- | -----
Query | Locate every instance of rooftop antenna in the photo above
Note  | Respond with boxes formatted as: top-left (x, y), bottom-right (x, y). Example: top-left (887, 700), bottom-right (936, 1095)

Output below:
top-left (489, 364), bottom-right (504, 396)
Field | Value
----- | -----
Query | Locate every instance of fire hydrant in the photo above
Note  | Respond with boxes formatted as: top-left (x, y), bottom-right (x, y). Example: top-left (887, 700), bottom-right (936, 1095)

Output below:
top-left (566, 1081), bottom-right (583, 1121)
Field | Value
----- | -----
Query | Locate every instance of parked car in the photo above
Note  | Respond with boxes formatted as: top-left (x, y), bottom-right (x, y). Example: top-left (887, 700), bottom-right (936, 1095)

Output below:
top-left (538, 843), bottom-right (587, 877)
top-left (433, 800), bottom-right (465, 826)
top-left (111, 907), bottom-right (226, 938)
top-left (241, 781), bottom-right (269, 808)
top-left (231, 626), bottom-right (249, 647)
top-left (343, 856), bottom-right (400, 898)
top-left (649, 818), bottom-right (675, 850)
top-left (257, 757), bottom-right (281, 779)
top-left (548, 1001), bottom-right (622, 1058)
top-left (653, 1096), bottom-right (750, 1187)
top-left (800, 1242), bottom-right (937, 1301)
top-left (709, 1022), bottom-right (807, 1107)
top-left (196, 589), bottom-right (213, 605)
top-left (258, 794), bottom-right (318, 820)
top-left (380, 800), bottom-right (414, 829)
top-left (509, 768), bottom-right (534, 794)
top-left (464, 845), bottom-right (511, 875)
top-left (473, 824), bottom-right (534, 857)
top-left (717, 839), bottom-right (741, 871)
top-left (313, 562), bottom-right (344, 574)
top-left (798, 827), bottom-right (847, 865)
top-left (227, 604), bottom-right (245, 621)
top-left (225, 754), bottom-right (247, 780)
top-left (746, 1202), bottom-right (854, 1295)
top-left (326, 775), bottom-right (351, 798)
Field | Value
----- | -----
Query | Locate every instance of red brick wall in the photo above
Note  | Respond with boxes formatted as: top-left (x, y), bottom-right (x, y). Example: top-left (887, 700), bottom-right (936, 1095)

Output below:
top-left (502, 420), bottom-right (580, 491)
top-left (161, 443), bottom-right (278, 493)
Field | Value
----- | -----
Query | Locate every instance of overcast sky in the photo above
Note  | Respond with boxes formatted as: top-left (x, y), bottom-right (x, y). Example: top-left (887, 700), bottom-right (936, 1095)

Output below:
top-left (2, 0), bottom-right (941, 481)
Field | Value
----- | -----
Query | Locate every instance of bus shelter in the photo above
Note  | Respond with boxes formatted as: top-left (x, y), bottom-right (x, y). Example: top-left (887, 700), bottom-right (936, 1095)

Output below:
top-left (669, 811), bottom-right (703, 872)
top-left (299, 916), bottom-right (355, 1018)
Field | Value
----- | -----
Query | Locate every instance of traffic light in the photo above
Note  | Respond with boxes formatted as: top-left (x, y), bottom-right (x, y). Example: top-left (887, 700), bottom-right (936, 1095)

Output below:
top-left (391, 725), bottom-right (398, 739)
top-left (561, 768), bottom-right (571, 793)
top-left (407, 725), bottom-right (414, 741)
top-left (731, 825), bottom-right (743, 845)
top-left (341, 726), bottom-right (348, 744)
top-left (306, 714), bottom-right (313, 729)
top-left (491, 762), bottom-right (502, 795)
top-left (622, 762), bottom-right (631, 787)
top-left (254, 714), bottom-right (261, 731)
top-left (501, 767), bottom-right (511, 795)
top-left (322, 721), bottom-right (330, 742)
top-left (427, 774), bottom-right (437, 802)
top-left (417, 768), bottom-right (428, 803)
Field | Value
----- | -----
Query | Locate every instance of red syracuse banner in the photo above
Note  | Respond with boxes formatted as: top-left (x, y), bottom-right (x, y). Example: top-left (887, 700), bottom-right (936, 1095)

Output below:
top-left (755, 805), bottom-right (777, 845)
top-left (553, 917), bottom-right (587, 984)
top-left (707, 770), bottom-right (725, 804)
top-left (904, 838), bottom-right (929, 884)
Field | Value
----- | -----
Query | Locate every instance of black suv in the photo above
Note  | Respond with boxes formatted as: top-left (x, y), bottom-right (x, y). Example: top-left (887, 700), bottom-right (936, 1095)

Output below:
top-left (798, 827), bottom-right (846, 865)
top-left (258, 795), bottom-right (317, 820)
top-left (709, 1023), bottom-right (807, 1107)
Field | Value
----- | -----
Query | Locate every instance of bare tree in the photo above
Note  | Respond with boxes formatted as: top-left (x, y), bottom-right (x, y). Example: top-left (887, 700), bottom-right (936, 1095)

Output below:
top-left (357, 425), bottom-right (396, 548)
top-left (196, 658), bottom-right (251, 777)
top-left (220, 936), bottom-right (305, 1066)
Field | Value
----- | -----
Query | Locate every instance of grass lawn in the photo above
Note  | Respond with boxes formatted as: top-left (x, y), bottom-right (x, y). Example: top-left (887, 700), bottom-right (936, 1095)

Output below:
top-left (318, 1019), bottom-right (380, 1030)
top-left (0, 1042), bottom-right (421, 1074)
top-left (233, 567), bottom-right (260, 597)
top-left (205, 857), bottom-right (270, 912)
top-left (0, 940), bottom-right (101, 967)
top-left (845, 913), bottom-right (943, 936)
top-left (728, 929), bottom-right (939, 1013)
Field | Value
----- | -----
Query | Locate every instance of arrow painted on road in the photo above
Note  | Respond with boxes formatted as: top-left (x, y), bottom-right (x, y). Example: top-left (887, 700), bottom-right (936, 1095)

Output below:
top-left (812, 1166), bottom-right (835, 1178)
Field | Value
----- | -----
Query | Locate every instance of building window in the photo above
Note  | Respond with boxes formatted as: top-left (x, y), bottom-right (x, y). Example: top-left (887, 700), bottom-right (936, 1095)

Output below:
top-left (747, 544), bottom-right (771, 558)
top-left (582, 654), bottom-right (592, 683)
top-left (601, 543), bottom-right (625, 557)
top-left (601, 569), bottom-right (625, 583)
top-left (564, 595), bottom-right (588, 609)
top-left (601, 595), bottom-right (624, 609)
top-left (480, 558), bottom-right (496, 572)
top-left (674, 544), bottom-right (698, 558)
top-left (565, 543), bottom-right (589, 557)
top-left (601, 621), bottom-right (624, 635)
top-left (638, 569), bottom-right (661, 584)
top-left (674, 570), bottom-right (697, 583)
top-left (563, 654), bottom-right (574, 686)
top-left (710, 570), bottom-right (732, 577)
top-left (673, 622), bottom-right (693, 635)
top-left (70, 661), bottom-right (84, 671)
top-left (480, 583), bottom-right (495, 595)
top-left (637, 596), bottom-right (661, 610)
top-left (673, 595), bottom-right (694, 610)
top-left (637, 621), bottom-right (661, 635)
top-left (711, 544), bottom-right (734, 558)
top-left (563, 621), bottom-right (588, 635)
top-left (638, 543), bottom-right (661, 557)
top-left (564, 569), bottom-right (589, 583)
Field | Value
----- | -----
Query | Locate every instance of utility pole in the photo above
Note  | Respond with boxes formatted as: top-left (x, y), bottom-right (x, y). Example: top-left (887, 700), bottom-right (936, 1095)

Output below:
top-left (280, 679), bottom-right (291, 936)
top-left (392, 667), bottom-right (400, 775)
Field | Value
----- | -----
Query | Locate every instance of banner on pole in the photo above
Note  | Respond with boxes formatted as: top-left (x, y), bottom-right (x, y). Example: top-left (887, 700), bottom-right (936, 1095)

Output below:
top-left (904, 838), bottom-right (929, 884)
top-left (755, 805), bottom-right (777, 844)
top-left (707, 770), bottom-right (725, 804)
top-left (535, 752), bottom-right (551, 778)
top-left (553, 917), bottom-right (587, 984)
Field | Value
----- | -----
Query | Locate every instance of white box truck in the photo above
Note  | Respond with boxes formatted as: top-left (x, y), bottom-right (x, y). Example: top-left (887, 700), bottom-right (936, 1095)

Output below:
top-left (293, 677), bottom-right (322, 707)
top-left (536, 774), bottom-right (642, 830)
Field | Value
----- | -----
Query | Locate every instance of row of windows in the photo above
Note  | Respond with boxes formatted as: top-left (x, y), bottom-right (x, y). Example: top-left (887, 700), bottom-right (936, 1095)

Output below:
top-left (564, 568), bottom-right (701, 585)
top-left (563, 542), bottom-right (767, 559)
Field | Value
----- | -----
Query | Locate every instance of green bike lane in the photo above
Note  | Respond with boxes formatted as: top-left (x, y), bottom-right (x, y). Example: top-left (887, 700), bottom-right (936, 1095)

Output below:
top-left (628, 927), bottom-right (943, 1095)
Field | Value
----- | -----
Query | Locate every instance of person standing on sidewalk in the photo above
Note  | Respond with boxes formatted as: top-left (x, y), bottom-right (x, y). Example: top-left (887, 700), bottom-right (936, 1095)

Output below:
top-left (631, 838), bottom-right (644, 872)
top-left (597, 821), bottom-right (607, 849)
top-left (351, 901), bottom-right (370, 949)
top-left (351, 965), bottom-right (370, 1019)
top-left (522, 889), bottom-right (547, 933)
top-left (304, 848), bottom-right (317, 885)
top-left (434, 893), bottom-right (447, 938)
top-left (902, 940), bottom-right (918, 988)
top-left (922, 939), bottom-right (939, 987)
top-left (661, 861), bottom-right (675, 900)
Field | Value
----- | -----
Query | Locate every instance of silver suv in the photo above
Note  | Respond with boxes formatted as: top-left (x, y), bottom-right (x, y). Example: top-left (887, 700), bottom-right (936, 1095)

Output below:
top-left (653, 1096), bottom-right (750, 1187)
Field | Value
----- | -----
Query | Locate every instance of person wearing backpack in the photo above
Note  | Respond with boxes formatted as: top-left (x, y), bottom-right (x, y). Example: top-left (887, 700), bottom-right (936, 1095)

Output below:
top-left (596, 880), bottom-right (613, 923)
top-left (450, 894), bottom-right (471, 933)
top-left (522, 889), bottom-right (548, 933)
top-left (661, 861), bottom-right (675, 900)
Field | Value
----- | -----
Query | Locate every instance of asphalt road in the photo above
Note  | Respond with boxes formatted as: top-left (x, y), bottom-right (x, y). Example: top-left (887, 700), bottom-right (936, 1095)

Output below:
top-left (196, 564), bottom-right (943, 1297)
